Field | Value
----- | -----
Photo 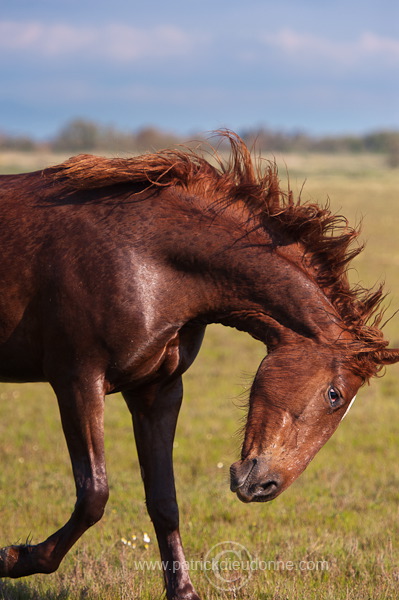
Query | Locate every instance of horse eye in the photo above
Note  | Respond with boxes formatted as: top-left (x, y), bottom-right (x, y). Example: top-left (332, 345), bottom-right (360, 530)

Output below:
top-left (328, 387), bottom-right (341, 408)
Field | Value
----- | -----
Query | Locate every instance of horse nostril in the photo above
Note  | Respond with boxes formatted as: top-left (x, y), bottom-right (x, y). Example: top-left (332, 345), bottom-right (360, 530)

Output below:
top-left (250, 479), bottom-right (279, 498)
top-left (231, 458), bottom-right (282, 503)
top-left (230, 458), bottom-right (257, 492)
top-left (261, 480), bottom-right (278, 494)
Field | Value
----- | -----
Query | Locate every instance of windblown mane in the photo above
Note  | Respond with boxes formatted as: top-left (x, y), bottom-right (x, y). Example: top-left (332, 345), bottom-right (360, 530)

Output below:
top-left (47, 131), bottom-right (389, 379)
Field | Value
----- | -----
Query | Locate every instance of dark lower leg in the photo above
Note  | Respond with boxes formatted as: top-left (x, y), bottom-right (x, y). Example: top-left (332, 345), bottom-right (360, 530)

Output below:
top-left (0, 376), bottom-right (109, 579)
top-left (124, 379), bottom-right (200, 600)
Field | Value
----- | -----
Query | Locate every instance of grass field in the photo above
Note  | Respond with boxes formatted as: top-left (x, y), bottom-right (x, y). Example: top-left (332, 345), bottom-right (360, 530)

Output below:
top-left (0, 151), bottom-right (399, 599)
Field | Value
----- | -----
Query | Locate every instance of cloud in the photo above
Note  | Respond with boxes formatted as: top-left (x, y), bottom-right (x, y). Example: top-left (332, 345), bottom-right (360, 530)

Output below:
top-left (260, 28), bottom-right (399, 67)
top-left (3, 19), bottom-right (397, 72)
top-left (0, 20), bottom-right (194, 62)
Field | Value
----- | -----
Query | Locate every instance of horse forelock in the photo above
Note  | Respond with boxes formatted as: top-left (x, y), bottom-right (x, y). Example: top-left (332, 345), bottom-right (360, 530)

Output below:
top-left (44, 131), bottom-right (389, 380)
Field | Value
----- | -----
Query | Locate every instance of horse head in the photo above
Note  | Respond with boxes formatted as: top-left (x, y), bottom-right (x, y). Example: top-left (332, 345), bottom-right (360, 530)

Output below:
top-left (231, 336), bottom-right (399, 502)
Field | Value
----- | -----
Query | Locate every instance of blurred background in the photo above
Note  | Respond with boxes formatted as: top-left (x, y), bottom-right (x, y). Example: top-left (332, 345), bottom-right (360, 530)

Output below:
top-left (0, 0), bottom-right (398, 152)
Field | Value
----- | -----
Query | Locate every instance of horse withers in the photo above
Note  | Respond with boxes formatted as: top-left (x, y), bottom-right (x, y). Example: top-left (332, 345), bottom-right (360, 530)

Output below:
top-left (0, 133), bottom-right (398, 600)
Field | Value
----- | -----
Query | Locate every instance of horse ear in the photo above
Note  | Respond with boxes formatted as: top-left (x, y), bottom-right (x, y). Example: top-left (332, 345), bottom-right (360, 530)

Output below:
top-left (374, 348), bottom-right (399, 365)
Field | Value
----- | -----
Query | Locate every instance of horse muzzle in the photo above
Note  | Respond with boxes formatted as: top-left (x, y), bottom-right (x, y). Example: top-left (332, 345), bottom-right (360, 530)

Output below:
top-left (230, 457), bottom-right (282, 503)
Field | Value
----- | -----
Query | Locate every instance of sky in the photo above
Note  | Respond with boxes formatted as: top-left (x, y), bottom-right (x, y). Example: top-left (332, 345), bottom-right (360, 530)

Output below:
top-left (1, 0), bottom-right (398, 139)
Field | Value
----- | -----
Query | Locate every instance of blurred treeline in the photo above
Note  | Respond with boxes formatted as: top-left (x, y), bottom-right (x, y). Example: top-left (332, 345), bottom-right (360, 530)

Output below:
top-left (1, 118), bottom-right (399, 166)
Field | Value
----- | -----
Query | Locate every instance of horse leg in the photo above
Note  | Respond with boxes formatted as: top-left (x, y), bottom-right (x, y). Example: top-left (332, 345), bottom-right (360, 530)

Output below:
top-left (124, 378), bottom-right (200, 600)
top-left (0, 375), bottom-right (109, 578)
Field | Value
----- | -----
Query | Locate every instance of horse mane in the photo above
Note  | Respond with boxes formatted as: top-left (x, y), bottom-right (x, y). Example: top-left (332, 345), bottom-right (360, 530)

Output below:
top-left (46, 131), bottom-right (389, 379)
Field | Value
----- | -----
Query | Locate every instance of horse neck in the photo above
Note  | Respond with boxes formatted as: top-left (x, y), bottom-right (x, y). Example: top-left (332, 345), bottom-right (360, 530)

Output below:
top-left (212, 248), bottom-right (341, 346)
top-left (163, 202), bottom-right (344, 347)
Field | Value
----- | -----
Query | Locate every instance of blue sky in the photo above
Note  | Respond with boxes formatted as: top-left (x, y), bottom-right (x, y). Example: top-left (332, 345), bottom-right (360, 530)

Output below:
top-left (1, 0), bottom-right (398, 139)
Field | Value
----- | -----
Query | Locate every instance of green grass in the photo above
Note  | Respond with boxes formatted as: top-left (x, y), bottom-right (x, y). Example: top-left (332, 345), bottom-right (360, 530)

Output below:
top-left (1, 153), bottom-right (399, 599)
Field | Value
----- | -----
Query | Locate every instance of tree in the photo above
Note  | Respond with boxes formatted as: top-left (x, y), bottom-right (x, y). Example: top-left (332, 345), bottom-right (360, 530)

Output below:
top-left (53, 119), bottom-right (100, 151)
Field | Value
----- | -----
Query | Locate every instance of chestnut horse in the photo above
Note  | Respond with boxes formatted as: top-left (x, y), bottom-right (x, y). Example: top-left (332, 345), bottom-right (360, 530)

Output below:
top-left (0, 133), bottom-right (398, 599)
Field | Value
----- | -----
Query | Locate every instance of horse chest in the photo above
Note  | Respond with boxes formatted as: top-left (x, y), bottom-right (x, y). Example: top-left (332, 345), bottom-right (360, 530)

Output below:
top-left (105, 323), bottom-right (205, 392)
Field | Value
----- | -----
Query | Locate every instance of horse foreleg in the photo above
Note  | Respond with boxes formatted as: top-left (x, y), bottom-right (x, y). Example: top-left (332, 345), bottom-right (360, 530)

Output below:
top-left (0, 376), bottom-right (109, 578)
top-left (124, 378), bottom-right (200, 600)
